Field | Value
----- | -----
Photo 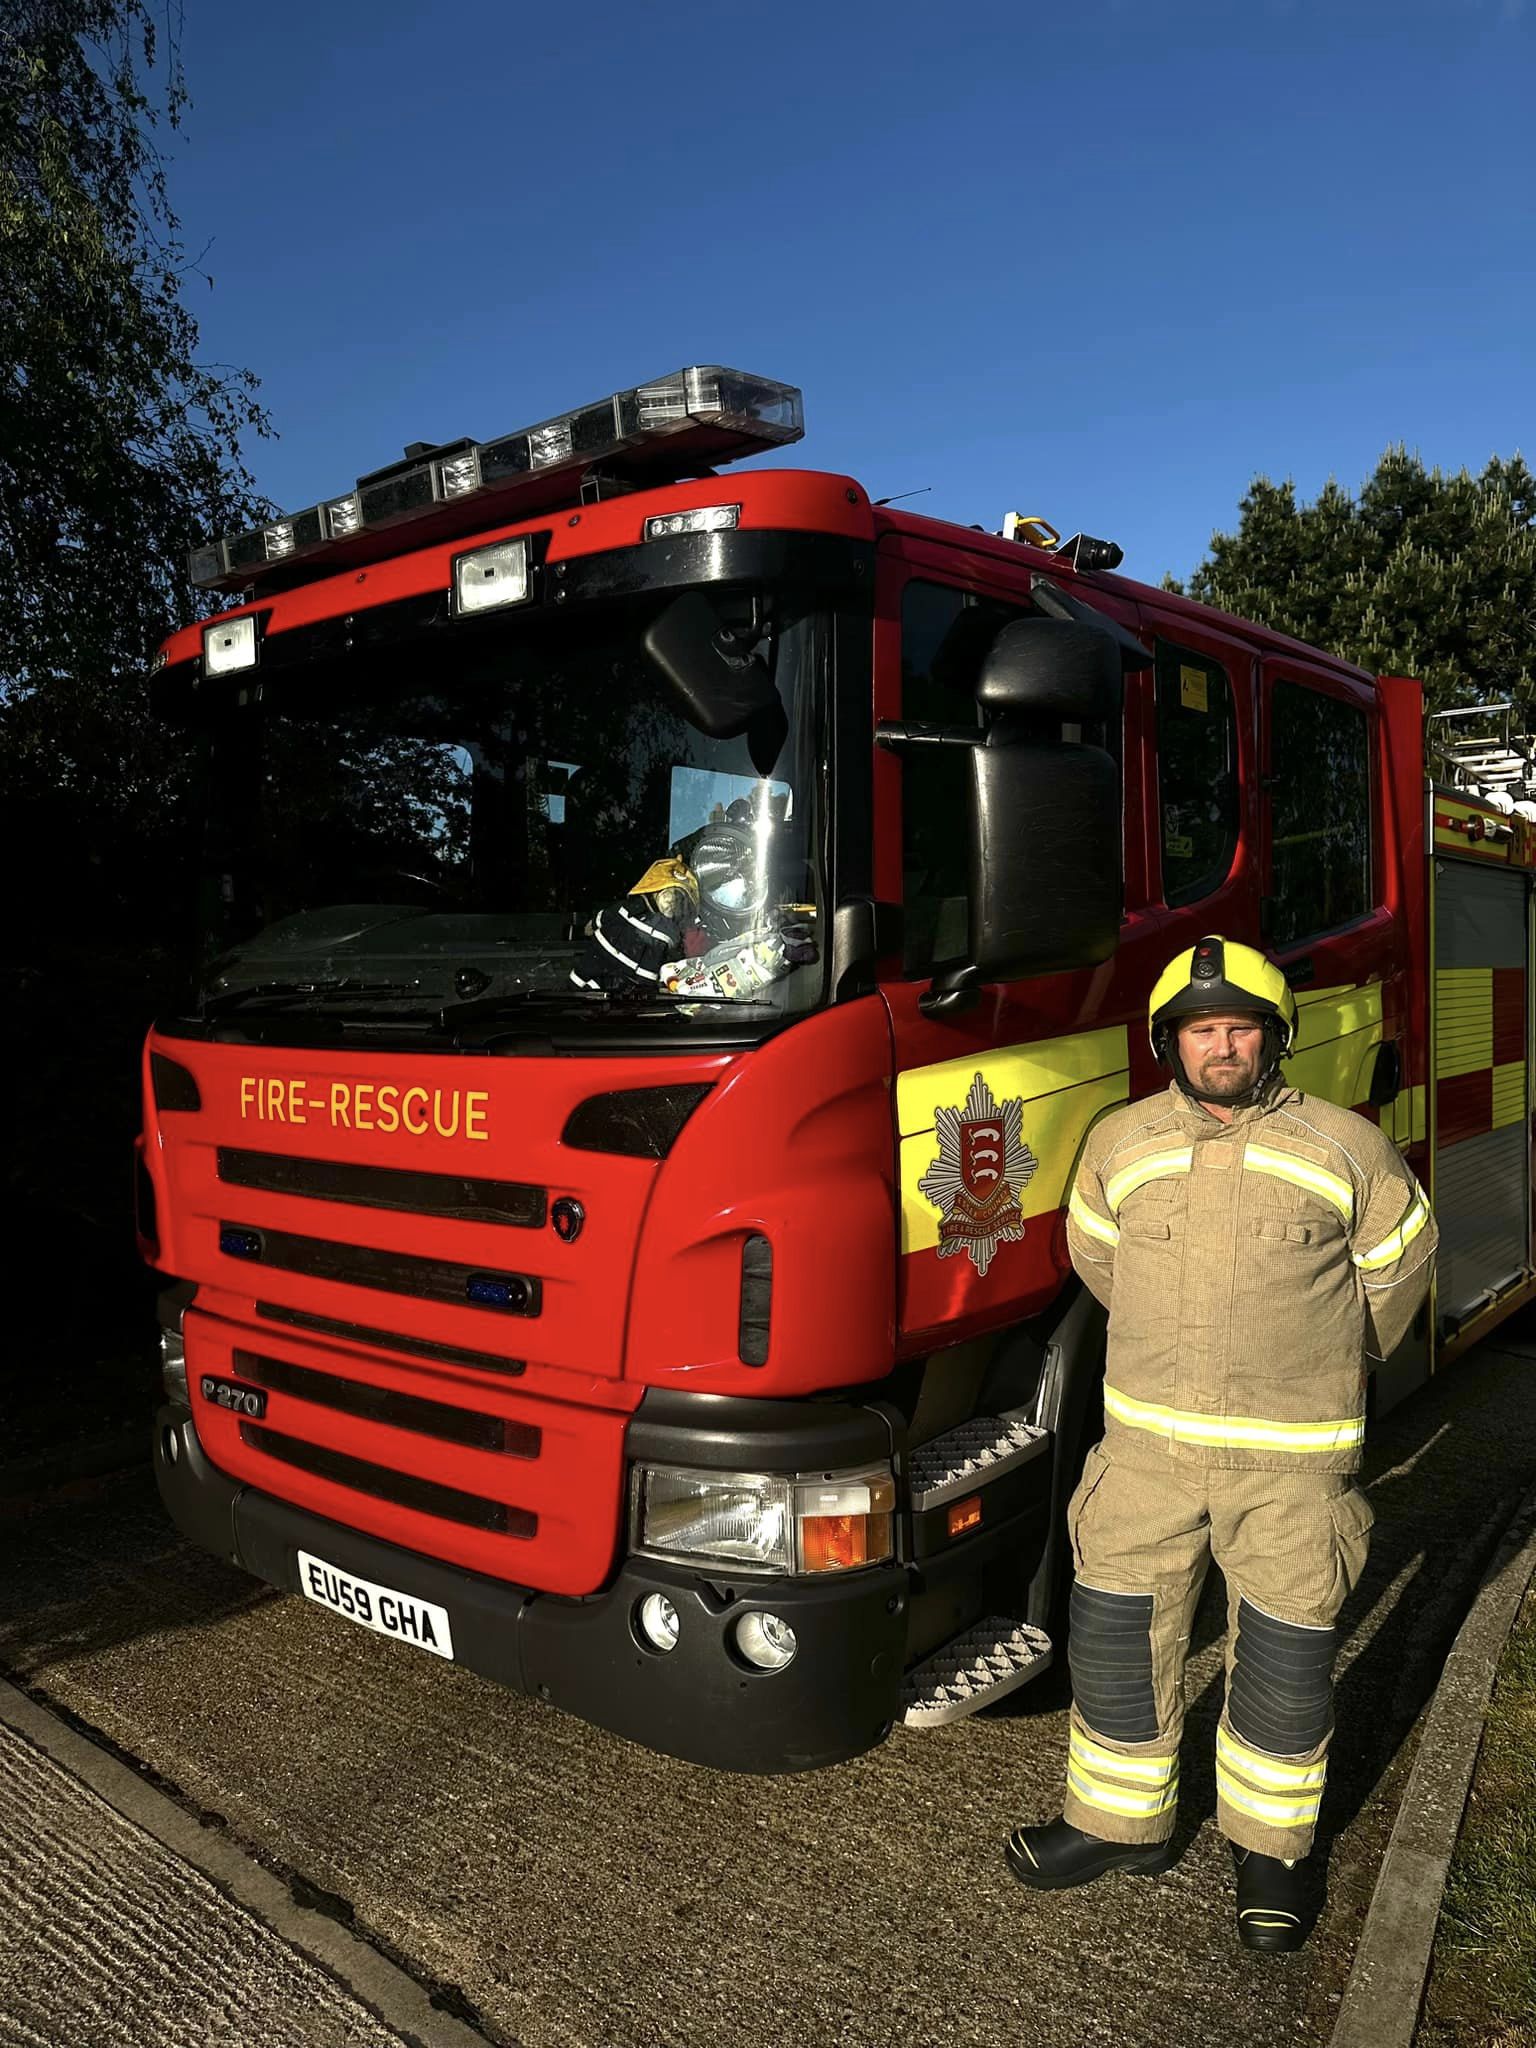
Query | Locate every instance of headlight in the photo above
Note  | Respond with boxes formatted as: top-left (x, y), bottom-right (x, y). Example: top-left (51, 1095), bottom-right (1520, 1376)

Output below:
top-left (452, 535), bottom-right (530, 615)
top-left (203, 615), bottom-right (257, 675)
top-left (633, 1464), bottom-right (895, 1576)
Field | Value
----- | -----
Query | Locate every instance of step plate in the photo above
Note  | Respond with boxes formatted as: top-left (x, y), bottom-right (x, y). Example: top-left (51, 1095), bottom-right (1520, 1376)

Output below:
top-left (909, 1416), bottom-right (1049, 1513)
top-left (901, 1618), bottom-right (1054, 1728)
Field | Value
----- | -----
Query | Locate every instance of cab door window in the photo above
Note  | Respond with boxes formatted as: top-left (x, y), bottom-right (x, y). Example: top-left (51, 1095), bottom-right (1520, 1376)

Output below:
top-left (1155, 641), bottom-right (1239, 907)
top-left (1266, 680), bottom-right (1372, 944)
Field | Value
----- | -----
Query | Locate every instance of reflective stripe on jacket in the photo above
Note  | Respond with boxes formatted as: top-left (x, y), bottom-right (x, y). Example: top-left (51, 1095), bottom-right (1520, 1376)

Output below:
top-left (1065, 1080), bottom-right (1438, 1474)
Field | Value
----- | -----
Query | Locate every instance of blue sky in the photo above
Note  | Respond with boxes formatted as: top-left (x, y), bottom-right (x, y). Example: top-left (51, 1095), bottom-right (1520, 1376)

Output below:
top-left (167, 0), bottom-right (1533, 586)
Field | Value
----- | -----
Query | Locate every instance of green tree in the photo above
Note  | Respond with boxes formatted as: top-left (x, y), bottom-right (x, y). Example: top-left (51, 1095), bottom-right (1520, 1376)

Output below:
top-left (1, 0), bottom-right (271, 694)
top-left (0, 3), bottom-right (274, 1410)
top-left (1167, 449), bottom-right (1536, 712)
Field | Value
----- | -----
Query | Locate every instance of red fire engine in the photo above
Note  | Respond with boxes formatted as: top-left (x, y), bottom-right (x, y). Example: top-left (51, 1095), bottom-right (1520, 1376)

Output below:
top-left (137, 368), bottom-right (1535, 1771)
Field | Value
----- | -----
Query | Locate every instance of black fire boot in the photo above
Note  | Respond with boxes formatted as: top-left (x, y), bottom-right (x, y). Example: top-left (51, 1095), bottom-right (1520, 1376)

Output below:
top-left (1231, 1844), bottom-right (1309, 1952)
top-left (1005, 1817), bottom-right (1175, 1891)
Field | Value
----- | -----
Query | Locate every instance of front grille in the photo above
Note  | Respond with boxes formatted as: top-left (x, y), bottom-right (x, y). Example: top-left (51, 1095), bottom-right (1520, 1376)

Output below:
top-left (233, 1349), bottom-right (540, 1457)
top-left (255, 1302), bottom-right (525, 1376)
top-left (242, 1423), bottom-right (535, 1537)
top-left (218, 1148), bottom-right (545, 1228)
top-left (223, 1223), bottom-right (541, 1317)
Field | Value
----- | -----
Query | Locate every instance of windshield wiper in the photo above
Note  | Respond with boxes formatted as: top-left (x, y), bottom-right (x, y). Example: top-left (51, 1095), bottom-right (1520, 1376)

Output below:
top-left (201, 978), bottom-right (429, 1019)
top-left (435, 986), bottom-right (779, 1030)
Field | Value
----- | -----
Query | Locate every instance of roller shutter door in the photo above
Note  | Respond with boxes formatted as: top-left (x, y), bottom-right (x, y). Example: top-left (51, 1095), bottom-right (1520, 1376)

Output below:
top-left (1433, 859), bottom-right (1531, 1334)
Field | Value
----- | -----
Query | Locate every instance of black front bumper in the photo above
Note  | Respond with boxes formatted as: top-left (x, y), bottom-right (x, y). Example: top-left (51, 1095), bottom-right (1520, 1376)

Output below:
top-left (153, 1403), bottom-right (907, 1774)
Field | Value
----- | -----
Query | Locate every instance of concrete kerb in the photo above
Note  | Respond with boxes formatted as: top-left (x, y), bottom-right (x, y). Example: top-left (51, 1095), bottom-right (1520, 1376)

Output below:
top-left (0, 1677), bottom-right (493, 2048)
top-left (1328, 1474), bottom-right (1536, 2048)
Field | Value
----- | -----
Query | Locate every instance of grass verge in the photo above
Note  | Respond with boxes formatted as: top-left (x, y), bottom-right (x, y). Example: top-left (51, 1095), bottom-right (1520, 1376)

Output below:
top-left (1417, 1581), bottom-right (1536, 2046)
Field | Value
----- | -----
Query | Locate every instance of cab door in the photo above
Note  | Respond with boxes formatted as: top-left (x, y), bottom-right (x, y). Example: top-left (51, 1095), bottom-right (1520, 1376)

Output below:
top-left (873, 533), bottom-right (1166, 1350)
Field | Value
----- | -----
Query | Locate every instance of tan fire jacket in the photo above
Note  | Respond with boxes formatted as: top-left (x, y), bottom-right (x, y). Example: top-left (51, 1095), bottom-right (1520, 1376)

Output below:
top-left (1066, 1080), bottom-right (1437, 1474)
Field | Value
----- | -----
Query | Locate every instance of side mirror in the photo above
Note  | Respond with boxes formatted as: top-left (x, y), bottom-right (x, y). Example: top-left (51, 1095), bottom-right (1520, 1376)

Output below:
top-left (643, 590), bottom-right (787, 768)
top-left (962, 736), bottom-right (1120, 983)
top-left (976, 615), bottom-right (1124, 720)
top-left (881, 619), bottom-right (1125, 1014)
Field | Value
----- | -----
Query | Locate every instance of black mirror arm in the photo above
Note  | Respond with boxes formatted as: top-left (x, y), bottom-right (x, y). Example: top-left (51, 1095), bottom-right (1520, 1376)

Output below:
top-left (1030, 574), bottom-right (1152, 673)
top-left (919, 962), bottom-right (983, 1019)
top-left (874, 719), bottom-right (986, 753)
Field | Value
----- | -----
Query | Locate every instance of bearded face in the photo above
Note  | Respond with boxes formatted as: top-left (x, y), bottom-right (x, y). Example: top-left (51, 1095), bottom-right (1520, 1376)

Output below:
top-left (1175, 1012), bottom-right (1267, 1101)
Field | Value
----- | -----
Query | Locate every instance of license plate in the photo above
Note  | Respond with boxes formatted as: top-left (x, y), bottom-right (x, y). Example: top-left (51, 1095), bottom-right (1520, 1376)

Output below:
top-left (296, 1550), bottom-right (455, 1661)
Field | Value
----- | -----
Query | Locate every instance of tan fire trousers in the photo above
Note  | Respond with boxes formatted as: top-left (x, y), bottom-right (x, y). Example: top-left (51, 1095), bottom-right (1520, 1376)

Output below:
top-left (1060, 1442), bottom-right (1374, 1860)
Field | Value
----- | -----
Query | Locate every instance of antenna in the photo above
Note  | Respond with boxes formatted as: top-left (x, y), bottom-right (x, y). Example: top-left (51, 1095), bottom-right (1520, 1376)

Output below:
top-left (873, 487), bottom-right (933, 508)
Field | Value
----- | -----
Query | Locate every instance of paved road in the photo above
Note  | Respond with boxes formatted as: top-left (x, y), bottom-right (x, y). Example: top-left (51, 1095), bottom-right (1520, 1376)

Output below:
top-left (5, 1331), bottom-right (1536, 2048)
top-left (0, 1715), bottom-right (405, 2048)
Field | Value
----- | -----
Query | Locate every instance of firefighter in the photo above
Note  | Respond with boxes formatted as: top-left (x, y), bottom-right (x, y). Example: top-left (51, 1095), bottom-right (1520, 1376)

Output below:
top-left (1006, 936), bottom-right (1437, 1952)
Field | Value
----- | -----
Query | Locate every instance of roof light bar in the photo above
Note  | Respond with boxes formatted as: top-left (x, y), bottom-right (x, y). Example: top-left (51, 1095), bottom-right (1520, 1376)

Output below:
top-left (189, 366), bottom-right (804, 593)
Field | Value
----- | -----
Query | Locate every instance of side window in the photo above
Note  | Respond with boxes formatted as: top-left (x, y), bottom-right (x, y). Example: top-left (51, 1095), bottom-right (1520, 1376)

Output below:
top-left (900, 580), bottom-right (1022, 975)
top-left (1156, 641), bottom-right (1239, 907)
top-left (1268, 681), bottom-right (1372, 944)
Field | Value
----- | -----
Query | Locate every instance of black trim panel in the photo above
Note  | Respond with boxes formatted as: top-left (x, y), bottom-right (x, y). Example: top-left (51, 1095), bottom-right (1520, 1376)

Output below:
top-left (625, 1389), bottom-right (895, 1472)
top-left (219, 1147), bottom-right (546, 1227)
top-left (225, 1224), bottom-right (542, 1317)
top-left (240, 1422), bottom-right (535, 1537)
top-left (255, 1301), bottom-right (526, 1375)
top-left (156, 532), bottom-right (873, 707)
top-left (909, 1452), bottom-right (1053, 1562)
top-left (232, 1350), bottom-right (541, 1457)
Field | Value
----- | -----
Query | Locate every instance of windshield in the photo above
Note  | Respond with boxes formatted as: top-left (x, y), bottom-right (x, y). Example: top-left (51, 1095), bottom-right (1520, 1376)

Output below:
top-left (190, 594), bottom-right (826, 1035)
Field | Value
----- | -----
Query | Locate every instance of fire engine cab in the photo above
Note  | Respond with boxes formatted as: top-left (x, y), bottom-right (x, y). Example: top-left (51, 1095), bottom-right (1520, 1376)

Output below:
top-left (137, 368), bottom-right (1536, 1771)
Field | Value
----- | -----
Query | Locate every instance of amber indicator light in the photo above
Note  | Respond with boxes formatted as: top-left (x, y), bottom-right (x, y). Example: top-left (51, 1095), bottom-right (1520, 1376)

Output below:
top-left (947, 1495), bottom-right (983, 1538)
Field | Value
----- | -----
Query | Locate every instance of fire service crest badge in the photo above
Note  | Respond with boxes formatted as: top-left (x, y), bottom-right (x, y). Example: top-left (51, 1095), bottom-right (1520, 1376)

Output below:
top-left (917, 1072), bottom-right (1037, 1277)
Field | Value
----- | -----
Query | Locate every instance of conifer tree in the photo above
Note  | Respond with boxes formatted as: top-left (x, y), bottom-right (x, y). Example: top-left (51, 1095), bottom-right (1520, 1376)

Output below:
top-left (1167, 450), bottom-right (1536, 711)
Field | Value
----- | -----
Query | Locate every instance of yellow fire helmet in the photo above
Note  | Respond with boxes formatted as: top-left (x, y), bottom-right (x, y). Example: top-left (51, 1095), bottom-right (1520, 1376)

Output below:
top-left (1148, 935), bottom-right (1298, 1064)
top-left (628, 856), bottom-right (700, 914)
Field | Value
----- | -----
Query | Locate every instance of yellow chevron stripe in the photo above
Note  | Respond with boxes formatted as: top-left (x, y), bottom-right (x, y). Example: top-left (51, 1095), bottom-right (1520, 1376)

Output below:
top-left (1103, 1385), bottom-right (1365, 1454)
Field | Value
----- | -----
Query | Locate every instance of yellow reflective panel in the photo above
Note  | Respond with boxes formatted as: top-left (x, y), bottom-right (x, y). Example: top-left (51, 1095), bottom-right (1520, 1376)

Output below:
top-left (1103, 1384), bottom-right (1366, 1452)
top-left (1067, 1767), bottom-right (1177, 1819)
top-left (1290, 983), bottom-right (1382, 1044)
top-left (1435, 968), bottom-right (1494, 1078)
top-left (896, 1026), bottom-right (1129, 1140)
top-left (1284, 982), bottom-right (1384, 1109)
top-left (1067, 1189), bottom-right (1120, 1246)
top-left (1243, 1143), bottom-right (1355, 1223)
top-left (1216, 1727), bottom-right (1327, 1791)
top-left (1071, 1730), bottom-right (1177, 1784)
top-left (1215, 1768), bottom-right (1320, 1827)
top-left (1386, 1083), bottom-right (1428, 1150)
top-left (1354, 1196), bottom-right (1430, 1271)
top-left (1492, 1060), bottom-right (1527, 1131)
top-left (1105, 1147), bottom-right (1193, 1214)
